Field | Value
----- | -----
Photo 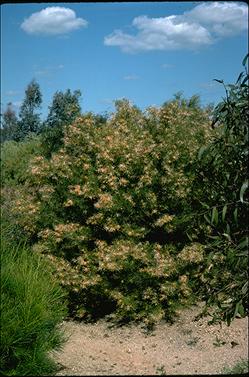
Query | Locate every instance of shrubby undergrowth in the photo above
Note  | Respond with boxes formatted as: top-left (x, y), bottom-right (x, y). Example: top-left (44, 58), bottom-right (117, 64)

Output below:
top-left (1, 56), bottom-right (248, 327)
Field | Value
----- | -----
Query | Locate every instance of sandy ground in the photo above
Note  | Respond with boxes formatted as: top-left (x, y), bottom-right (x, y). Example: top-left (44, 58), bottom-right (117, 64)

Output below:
top-left (52, 303), bottom-right (248, 375)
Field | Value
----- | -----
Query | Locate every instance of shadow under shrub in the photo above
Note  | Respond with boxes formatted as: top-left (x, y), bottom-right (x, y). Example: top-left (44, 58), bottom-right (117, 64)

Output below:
top-left (0, 230), bottom-right (67, 376)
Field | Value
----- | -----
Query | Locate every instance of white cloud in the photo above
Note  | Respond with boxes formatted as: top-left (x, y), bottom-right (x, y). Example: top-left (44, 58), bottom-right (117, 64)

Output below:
top-left (187, 2), bottom-right (248, 37)
top-left (104, 16), bottom-right (212, 53)
top-left (123, 74), bottom-right (139, 80)
top-left (104, 2), bottom-right (248, 53)
top-left (21, 7), bottom-right (88, 36)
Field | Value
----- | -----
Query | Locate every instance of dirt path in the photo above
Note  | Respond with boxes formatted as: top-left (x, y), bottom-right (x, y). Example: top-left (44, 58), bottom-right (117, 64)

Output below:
top-left (52, 303), bottom-right (248, 375)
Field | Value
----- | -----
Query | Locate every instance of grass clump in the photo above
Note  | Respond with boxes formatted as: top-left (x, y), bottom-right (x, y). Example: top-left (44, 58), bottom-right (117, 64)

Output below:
top-left (0, 228), bottom-right (67, 376)
top-left (222, 359), bottom-right (248, 374)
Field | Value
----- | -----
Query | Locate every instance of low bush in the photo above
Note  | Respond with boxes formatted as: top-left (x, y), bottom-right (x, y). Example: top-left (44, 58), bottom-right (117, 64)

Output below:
top-left (0, 226), bottom-right (67, 376)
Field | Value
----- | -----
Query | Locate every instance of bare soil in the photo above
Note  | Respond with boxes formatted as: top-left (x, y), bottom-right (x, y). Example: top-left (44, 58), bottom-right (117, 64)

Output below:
top-left (52, 303), bottom-right (248, 375)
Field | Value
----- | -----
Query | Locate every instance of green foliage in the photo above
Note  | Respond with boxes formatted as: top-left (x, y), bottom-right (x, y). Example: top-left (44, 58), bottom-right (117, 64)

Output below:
top-left (0, 226), bottom-right (67, 376)
top-left (2, 57), bottom-right (247, 328)
top-left (0, 102), bottom-right (19, 143)
top-left (191, 54), bottom-right (249, 324)
top-left (222, 359), bottom-right (249, 375)
top-left (1, 135), bottom-right (43, 186)
top-left (0, 135), bottom-right (44, 244)
top-left (17, 79), bottom-right (42, 141)
top-left (41, 89), bottom-right (82, 157)
top-left (10, 98), bottom-right (211, 325)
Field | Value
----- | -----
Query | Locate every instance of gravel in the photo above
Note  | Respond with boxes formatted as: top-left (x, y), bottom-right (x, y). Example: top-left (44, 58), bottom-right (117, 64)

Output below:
top-left (51, 303), bottom-right (248, 375)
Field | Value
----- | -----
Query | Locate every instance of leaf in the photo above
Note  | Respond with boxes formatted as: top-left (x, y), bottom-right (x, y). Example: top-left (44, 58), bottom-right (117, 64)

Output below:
top-left (198, 145), bottom-right (207, 160)
top-left (242, 281), bottom-right (248, 295)
top-left (186, 232), bottom-right (192, 241)
top-left (199, 201), bottom-right (210, 209)
top-left (204, 214), bottom-right (211, 225)
top-left (236, 71), bottom-right (244, 84)
top-left (241, 76), bottom-right (248, 86)
top-left (239, 180), bottom-right (248, 203)
top-left (226, 223), bottom-right (230, 235)
top-left (222, 205), bottom-right (227, 222)
top-left (233, 301), bottom-right (240, 319)
top-left (233, 207), bottom-right (238, 224)
top-left (211, 207), bottom-right (218, 226)
top-left (238, 236), bottom-right (248, 249)
top-left (213, 79), bottom-right (224, 84)
top-left (242, 53), bottom-right (249, 66)
top-left (237, 250), bottom-right (248, 256)
top-left (222, 233), bottom-right (231, 241)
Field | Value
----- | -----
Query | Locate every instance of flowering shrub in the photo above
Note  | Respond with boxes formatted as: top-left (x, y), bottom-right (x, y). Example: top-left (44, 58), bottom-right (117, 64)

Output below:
top-left (11, 98), bottom-right (212, 324)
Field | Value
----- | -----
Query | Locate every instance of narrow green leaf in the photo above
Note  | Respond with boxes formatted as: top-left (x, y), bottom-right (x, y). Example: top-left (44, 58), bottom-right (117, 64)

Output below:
top-left (242, 53), bottom-right (249, 66)
top-left (233, 301), bottom-right (240, 318)
top-left (211, 207), bottom-right (218, 225)
top-left (238, 236), bottom-right (248, 249)
top-left (240, 180), bottom-right (248, 203)
top-left (241, 76), bottom-right (248, 85)
top-left (233, 207), bottom-right (238, 225)
top-left (204, 214), bottom-right (211, 225)
top-left (222, 205), bottom-right (227, 222)
top-left (236, 71), bottom-right (244, 84)
top-left (238, 303), bottom-right (245, 317)
top-left (223, 233), bottom-right (231, 241)
top-left (226, 224), bottom-right (230, 235)
top-left (186, 232), bottom-right (192, 241)
top-left (237, 250), bottom-right (248, 256)
top-left (199, 201), bottom-right (210, 209)
top-left (198, 145), bottom-right (207, 160)
top-left (242, 281), bottom-right (248, 295)
top-left (213, 79), bottom-right (224, 84)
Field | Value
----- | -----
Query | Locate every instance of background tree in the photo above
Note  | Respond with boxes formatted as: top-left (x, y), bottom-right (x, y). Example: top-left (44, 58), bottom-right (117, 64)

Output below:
top-left (17, 79), bottom-right (42, 141)
top-left (0, 102), bottom-right (19, 143)
top-left (41, 89), bottom-right (82, 157)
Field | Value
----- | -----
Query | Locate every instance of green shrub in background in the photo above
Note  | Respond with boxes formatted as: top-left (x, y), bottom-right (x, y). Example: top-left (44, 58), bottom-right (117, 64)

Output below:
top-left (8, 98), bottom-right (211, 325)
top-left (0, 135), bottom-right (43, 186)
top-left (0, 227), bottom-right (67, 376)
top-left (1, 135), bottom-right (44, 244)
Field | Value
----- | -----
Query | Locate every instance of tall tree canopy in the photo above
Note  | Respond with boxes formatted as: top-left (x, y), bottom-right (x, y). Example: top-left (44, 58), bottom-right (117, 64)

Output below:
top-left (0, 102), bottom-right (19, 143)
top-left (41, 89), bottom-right (82, 157)
top-left (17, 79), bottom-right (42, 140)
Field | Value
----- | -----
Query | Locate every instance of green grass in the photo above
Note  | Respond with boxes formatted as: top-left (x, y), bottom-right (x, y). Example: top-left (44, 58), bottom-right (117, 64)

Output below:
top-left (222, 359), bottom-right (248, 374)
top-left (0, 226), bottom-right (68, 376)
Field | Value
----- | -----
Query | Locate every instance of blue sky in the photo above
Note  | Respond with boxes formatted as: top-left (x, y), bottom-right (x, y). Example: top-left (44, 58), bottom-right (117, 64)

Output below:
top-left (1, 2), bottom-right (248, 119)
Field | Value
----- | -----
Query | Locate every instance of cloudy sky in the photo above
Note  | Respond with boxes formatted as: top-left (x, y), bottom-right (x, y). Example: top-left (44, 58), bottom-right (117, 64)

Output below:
top-left (1, 2), bottom-right (248, 118)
